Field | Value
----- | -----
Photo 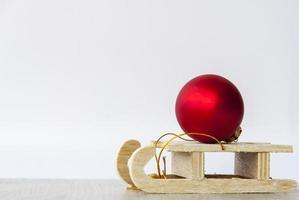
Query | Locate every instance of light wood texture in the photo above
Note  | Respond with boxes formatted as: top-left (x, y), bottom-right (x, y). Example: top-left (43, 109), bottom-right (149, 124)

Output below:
top-left (152, 141), bottom-right (293, 153)
top-left (129, 145), bottom-right (297, 193)
top-left (235, 152), bottom-right (270, 179)
top-left (257, 153), bottom-right (270, 179)
top-left (235, 152), bottom-right (258, 179)
top-left (0, 179), bottom-right (298, 200)
top-left (116, 139), bottom-right (141, 187)
top-left (171, 152), bottom-right (204, 179)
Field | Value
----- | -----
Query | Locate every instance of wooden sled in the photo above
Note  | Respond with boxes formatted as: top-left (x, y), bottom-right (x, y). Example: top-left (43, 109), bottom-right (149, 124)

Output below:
top-left (117, 140), bottom-right (297, 193)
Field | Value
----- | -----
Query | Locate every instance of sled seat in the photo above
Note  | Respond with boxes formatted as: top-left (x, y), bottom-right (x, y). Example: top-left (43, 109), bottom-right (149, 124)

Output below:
top-left (153, 141), bottom-right (292, 180)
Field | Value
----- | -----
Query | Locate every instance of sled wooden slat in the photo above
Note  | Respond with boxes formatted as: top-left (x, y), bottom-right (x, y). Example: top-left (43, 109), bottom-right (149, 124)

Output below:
top-left (171, 152), bottom-right (205, 180)
top-left (235, 152), bottom-right (270, 179)
top-left (152, 141), bottom-right (293, 153)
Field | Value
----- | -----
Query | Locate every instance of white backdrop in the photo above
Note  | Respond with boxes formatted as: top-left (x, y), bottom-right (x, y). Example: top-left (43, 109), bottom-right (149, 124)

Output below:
top-left (0, 0), bottom-right (298, 180)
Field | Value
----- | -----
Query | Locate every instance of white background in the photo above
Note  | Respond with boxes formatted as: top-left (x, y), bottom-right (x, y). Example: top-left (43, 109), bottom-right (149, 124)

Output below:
top-left (0, 0), bottom-right (298, 181)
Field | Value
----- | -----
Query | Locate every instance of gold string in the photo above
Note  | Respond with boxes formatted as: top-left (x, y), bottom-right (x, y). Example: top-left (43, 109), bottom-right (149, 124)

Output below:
top-left (127, 186), bottom-right (141, 190)
top-left (153, 132), bottom-right (194, 177)
top-left (154, 132), bottom-right (224, 178)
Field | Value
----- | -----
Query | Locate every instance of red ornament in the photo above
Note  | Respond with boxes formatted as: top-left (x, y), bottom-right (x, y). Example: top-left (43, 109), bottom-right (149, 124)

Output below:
top-left (175, 74), bottom-right (244, 143)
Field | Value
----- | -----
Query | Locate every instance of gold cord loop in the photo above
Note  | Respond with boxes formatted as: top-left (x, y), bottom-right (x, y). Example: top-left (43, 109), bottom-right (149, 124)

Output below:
top-left (154, 132), bottom-right (225, 178)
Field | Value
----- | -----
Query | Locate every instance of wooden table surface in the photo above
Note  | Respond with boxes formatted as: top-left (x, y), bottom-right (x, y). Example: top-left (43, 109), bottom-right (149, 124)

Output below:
top-left (0, 179), bottom-right (298, 200)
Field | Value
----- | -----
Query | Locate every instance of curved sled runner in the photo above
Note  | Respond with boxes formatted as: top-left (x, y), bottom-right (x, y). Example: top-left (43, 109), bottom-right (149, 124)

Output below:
top-left (117, 140), bottom-right (297, 193)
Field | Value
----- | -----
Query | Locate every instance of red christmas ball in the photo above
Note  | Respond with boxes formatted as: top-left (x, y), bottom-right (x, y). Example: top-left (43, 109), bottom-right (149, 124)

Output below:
top-left (175, 74), bottom-right (244, 143)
